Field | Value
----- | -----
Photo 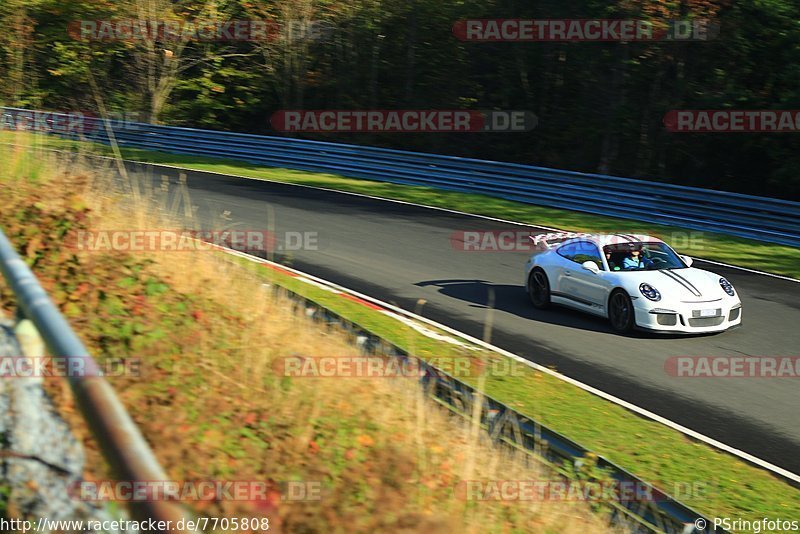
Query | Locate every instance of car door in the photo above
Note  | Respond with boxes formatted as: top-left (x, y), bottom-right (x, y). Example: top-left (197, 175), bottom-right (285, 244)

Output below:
top-left (553, 242), bottom-right (584, 308)
top-left (566, 241), bottom-right (610, 311)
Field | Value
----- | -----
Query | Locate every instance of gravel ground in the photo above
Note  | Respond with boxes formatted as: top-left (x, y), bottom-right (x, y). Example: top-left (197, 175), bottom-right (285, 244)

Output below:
top-left (0, 316), bottom-right (128, 533)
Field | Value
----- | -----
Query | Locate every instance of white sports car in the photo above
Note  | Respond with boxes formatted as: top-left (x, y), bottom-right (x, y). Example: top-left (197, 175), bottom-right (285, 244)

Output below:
top-left (524, 232), bottom-right (742, 334)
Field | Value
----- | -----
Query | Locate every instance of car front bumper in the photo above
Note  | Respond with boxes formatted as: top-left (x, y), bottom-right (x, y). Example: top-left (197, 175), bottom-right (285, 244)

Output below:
top-left (633, 300), bottom-right (742, 334)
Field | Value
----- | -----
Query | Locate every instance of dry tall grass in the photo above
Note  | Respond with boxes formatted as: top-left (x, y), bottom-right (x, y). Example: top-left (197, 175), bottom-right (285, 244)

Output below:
top-left (1, 138), bottom-right (619, 533)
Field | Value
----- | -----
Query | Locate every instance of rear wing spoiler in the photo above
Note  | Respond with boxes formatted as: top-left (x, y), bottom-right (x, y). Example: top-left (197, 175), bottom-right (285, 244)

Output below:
top-left (529, 231), bottom-right (591, 252)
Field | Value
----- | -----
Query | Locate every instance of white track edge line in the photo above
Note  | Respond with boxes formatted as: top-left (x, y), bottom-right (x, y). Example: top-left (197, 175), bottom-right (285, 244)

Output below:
top-left (215, 243), bottom-right (800, 484)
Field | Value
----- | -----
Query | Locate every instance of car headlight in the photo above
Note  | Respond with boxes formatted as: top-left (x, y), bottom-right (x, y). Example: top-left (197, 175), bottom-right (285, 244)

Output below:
top-left (719, 277), bottom-right (735, 296)
top-left (639, 283), bottom-right (661, 301)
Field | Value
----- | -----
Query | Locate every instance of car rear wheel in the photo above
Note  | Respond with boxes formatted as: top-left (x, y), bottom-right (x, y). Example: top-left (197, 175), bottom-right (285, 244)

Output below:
top-left (608, 290), bottom-right (635, 334)
top-left (528, 269), bottom-right (551, 309)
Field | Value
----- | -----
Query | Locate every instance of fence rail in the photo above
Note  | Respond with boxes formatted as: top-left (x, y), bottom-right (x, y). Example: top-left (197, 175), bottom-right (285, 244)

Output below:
top-left (3, 107), bottom-right (798, 247)
top-left (0, 228), bottom-right (196, 532)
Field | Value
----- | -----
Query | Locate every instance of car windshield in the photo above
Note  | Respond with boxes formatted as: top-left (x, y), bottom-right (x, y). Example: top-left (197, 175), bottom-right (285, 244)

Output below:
top-left (603, 242), bottom-right (687, 271)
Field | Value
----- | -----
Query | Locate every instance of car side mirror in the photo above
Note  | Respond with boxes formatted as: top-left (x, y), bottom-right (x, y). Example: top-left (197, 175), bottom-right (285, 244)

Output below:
top-left (680, 255), bottom-right (693, 267)
top-left (581, 260), bottom-right (600, 274)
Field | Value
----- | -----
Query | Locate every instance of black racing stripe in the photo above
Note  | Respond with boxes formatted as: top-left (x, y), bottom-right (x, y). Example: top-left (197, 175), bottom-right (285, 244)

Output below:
top-left (659, 270), bottom-right (702, 297)
top-left (668, 270), bottom-right (703, 297)
top-left (660, 269), bottom-right (702, 298)
top-left (614, 234), bottom-right (632, 243)
top-left (620, 233), bottom-right (640, 242)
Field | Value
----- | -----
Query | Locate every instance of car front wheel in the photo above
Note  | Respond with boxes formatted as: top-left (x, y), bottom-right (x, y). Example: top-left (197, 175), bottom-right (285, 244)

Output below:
top-left (608, 289), bottom-right (635, 334)
top-left (528, 269), bottom-right (551, 309)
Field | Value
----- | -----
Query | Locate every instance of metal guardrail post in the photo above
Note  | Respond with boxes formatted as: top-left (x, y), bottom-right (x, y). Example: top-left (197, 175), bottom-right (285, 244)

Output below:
top-left (0, 228), bottom-right (198, 532)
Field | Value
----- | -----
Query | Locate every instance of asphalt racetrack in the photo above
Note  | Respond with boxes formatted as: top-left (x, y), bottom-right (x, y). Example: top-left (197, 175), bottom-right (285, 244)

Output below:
top-left (122, 161), bottom-right (800, 476)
